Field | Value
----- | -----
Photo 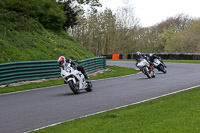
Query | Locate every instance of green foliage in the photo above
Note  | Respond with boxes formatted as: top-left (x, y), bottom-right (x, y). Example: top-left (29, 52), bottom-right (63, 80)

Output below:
top-left (0, 9), bottom-right (94, 63)
top-left (164, 20), bottom-right (200, 53)
top-left (61, 0), bottom-right (81, 29)
top-left (90, 66), bottom-right (139, 80)
top-left (76, 0), bottom-right (102, 6)
top-left (71, 9), bottom-right (200, 55)
top-left (0, 0), bottom-right (66, 31)
top-left (71, 7), bottom-right (139, 57)
top-left (0, 9), bottom-right (43, 31)
top-left (56, 0), bottom-right (102, 29)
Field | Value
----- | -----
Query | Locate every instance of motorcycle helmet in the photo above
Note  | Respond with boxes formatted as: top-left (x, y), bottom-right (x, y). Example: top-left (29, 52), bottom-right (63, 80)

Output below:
top-left (136, 51), bottom-right (141, 56)
top-left (149, 53), bottom-right (153, 57)
top-left (57, 56), bottom-right (66, 66)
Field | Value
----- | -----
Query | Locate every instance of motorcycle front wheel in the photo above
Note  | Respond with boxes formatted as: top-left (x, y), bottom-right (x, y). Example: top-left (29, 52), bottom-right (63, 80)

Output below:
top-left (143, 67), bottom-right (151, 78)
top-left (158, 65), bottom-right (167, 73)
top-left (68, 80), bottom-right (80, 94)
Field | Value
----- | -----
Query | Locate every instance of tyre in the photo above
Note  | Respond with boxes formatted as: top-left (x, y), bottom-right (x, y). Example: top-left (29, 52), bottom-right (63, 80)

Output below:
top-left (144, 67), bottom-right (151, 78)
top-left (68, 80), bottom-right (79, 94)
top-left (159, 65), bottom-right (167, 73)
top-left (86, 82), bottom-right (93, 92)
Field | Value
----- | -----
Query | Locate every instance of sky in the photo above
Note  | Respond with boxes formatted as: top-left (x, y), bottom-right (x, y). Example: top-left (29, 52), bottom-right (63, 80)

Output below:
top-left (98, 0), bottom-right (200, 27)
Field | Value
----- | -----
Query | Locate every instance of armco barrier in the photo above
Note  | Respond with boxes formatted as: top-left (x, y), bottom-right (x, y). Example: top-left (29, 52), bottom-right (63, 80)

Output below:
top-left (127, 53), bottom-right (200, 60)
top-left (0, 57), bottom-right (106, 85)
top-left (97, 54), bottom-right (123, 59)
top-left (77, 57), bottom-right (106, 74)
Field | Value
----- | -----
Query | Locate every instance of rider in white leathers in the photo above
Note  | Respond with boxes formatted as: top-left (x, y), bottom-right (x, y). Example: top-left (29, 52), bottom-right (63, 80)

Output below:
top-left (57, 56), bottom-right (90, 82)
top-left (135, 52), bottom-right (155, 76)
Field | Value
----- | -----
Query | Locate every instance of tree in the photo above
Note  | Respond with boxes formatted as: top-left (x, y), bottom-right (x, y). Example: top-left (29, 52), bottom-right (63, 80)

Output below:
top-left (164, 19), bottom-right (200, 53)
top-left (58, 0), bottom-right (102, 29)
top-left (157, 14), bottom-right (192, 33)
top-left (115, 5), bottom-right (139, 58)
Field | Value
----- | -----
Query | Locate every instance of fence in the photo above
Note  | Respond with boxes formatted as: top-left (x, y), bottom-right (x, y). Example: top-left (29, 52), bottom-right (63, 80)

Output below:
top-left (0, 57), bottom-right (106, 85)
top-left (127, 53), bottom-right (200, 60)
top-left (98, 54), bottom-right (123, 59)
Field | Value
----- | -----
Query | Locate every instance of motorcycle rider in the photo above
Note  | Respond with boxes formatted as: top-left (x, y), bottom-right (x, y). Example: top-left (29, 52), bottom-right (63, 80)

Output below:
top-left (148, 53), bottom-right (167, 68)
top-left (135, 51), bottom-right (155, 77)
top-left (57, 56), bottom-right (90, 82)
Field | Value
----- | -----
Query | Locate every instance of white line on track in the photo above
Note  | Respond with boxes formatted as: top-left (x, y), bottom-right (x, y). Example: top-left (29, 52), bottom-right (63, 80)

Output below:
top-left (26, 84), bottom-right (200, 133)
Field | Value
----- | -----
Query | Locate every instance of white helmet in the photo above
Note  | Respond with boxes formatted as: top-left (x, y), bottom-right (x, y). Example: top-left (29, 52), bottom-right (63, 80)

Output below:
top-left (136, 51), bottom-right (141, 56)
top-left (149, 53), bottom-right (153, 57)
top-left (57, 56), bottom-right (66, 66)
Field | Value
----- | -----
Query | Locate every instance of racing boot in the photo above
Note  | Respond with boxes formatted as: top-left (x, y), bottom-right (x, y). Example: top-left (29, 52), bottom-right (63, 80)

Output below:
top-left (84, 73), bottom-right (91, 83)
top-left (151, 71), bottom-right (155, 78)
top-left (151, 67), bottom-right (155, 78)
top-left (64, 80), bottom-right (67, 84)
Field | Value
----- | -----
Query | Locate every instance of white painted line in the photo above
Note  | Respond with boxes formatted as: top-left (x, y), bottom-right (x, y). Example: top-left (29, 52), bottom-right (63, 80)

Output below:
top-left (0, 72), bottom-right (141, 96)
top-left (0, 85), bottom-right (65, 96)
top-left (26, 84), bottom-right (200, 133)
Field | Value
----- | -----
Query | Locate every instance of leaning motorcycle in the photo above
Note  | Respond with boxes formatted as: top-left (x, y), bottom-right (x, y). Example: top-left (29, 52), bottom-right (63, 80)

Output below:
top-left (60, 62), bottom-right (92, 94)
top-left (137, 59), bottom-right (155, 78)
top-left (153, 59), bottom-right (167, 73)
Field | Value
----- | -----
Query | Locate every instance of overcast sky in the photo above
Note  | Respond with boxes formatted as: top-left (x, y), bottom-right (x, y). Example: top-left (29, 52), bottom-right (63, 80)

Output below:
top-left (98, 0), bottom-right (200, 27)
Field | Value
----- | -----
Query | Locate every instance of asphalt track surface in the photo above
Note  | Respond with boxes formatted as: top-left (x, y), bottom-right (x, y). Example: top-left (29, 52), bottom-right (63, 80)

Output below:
top-left (0, 61), bottom-right (200, 133)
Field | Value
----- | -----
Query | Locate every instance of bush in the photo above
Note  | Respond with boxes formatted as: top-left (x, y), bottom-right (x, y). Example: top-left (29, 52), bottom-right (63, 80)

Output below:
top-left (0, 0), bottom-right (66, 31)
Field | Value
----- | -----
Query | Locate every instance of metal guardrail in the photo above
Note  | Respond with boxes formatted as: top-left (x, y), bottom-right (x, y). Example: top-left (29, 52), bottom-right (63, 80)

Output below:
top-left (127, 53), bottom-right (200, 60)
top-left (0, 57), bottom-right (106, 85)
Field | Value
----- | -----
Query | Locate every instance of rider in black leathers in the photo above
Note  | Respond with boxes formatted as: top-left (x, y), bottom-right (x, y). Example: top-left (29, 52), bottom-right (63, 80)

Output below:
top-left (147, 53), bottom-right (167, 68)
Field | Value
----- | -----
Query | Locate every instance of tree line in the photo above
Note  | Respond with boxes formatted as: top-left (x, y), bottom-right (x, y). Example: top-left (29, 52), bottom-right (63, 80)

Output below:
top-left (69, 6), bottom-right (200, 57)
top-left (1, 0), bottom-right (200, 57)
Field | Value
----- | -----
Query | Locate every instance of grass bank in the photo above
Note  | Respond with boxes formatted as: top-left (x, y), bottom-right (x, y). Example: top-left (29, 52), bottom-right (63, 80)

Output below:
top-left (0, 9), bottom-right (94, 63)
top-left (32, 86), bottom-right (200, 133)
top-left (0, 66), bottom-right (139, 94)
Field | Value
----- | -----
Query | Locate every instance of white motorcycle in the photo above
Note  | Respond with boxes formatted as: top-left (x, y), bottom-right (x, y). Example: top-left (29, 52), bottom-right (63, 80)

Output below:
top-left (153, 59), bottom-right (167, 73)
top-left (60, 62), bottom-right (92, 94)
top-left (137, 59), bottom-right (155, 78)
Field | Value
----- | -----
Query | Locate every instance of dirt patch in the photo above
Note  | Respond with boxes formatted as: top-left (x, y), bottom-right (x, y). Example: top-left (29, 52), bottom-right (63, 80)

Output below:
top-left (0, 68), bottom-right (110, 88)
top-left (0, 78), bottom-right (61, 88)
top-left (88, 68), bottom-right (111, 77)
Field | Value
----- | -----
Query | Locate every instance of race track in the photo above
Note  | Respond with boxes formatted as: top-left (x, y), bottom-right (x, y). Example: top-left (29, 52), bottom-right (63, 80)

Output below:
top-left (0, 61), bottom-right (200, 133)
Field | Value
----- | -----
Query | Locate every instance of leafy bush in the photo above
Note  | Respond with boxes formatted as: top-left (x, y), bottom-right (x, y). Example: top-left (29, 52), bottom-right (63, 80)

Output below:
top-left (0, 0), bottom-right (66, 31)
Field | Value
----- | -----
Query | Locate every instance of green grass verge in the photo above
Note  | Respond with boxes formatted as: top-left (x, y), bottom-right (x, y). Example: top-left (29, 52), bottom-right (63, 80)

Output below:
top-left (89, 65), bottom-right (139, 80)
top-left (0, 66), bottom-right (139, 94)
top-left (107, 59), bottom-right (200, 64)
top-left (32, 87), bottom-right (200, 133)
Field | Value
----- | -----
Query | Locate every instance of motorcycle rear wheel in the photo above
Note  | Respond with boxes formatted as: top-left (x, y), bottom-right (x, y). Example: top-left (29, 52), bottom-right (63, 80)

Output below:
top-left (68, 80), bottom-right (80, 94)
top-left (86, 82), bottom-right (93, 92)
